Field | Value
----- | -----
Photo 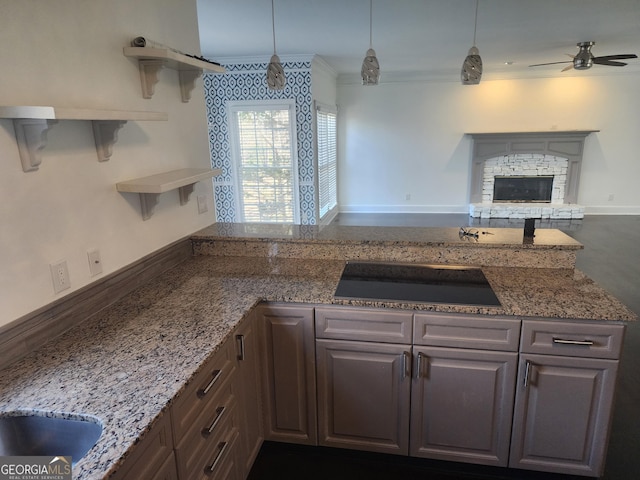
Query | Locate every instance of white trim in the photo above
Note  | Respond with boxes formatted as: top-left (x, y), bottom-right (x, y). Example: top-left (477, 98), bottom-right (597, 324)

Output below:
top-left (212, 53), bottom-right (315, 66)
top-left (584, 206), bottom-right (640, 215)
top-left (339, 204), bottom-right (469, 214)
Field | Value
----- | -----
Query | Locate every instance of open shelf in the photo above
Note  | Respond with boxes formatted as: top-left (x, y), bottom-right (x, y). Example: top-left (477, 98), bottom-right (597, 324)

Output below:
top-left (116, 168), bottom-right (221, 220)
top-left (123, 47), bottom-right (225, 102)
top-left (0, 106), bottom-right (167, 172)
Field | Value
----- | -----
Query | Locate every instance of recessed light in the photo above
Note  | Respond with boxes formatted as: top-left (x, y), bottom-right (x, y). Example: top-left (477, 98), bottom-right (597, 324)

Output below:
top-left (504, 61), bottom-right (514, 65)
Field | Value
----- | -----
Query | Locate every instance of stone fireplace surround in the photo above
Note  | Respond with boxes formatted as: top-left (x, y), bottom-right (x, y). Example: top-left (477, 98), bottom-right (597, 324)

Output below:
top-left (467, 131), bottom-right (597, 219)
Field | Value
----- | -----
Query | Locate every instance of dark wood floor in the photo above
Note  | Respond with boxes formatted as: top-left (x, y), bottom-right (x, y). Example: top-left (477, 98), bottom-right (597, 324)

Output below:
top-left (248, 214), bottom-right (640, 480)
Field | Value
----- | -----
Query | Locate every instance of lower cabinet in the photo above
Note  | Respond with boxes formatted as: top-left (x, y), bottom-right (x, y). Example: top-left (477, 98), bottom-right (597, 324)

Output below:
top-left (410, 346), bottom-right (517, 466)
top-left (316, 339), bottom-right (411, 455)
top-left (509, 353), bottom-right (619, 477)
top-left (256, 303), bottom-right (317, 445)
top-left (110, 411), bottom-right (177, 480)
top-left (234, 311), bottom-right (264, 477)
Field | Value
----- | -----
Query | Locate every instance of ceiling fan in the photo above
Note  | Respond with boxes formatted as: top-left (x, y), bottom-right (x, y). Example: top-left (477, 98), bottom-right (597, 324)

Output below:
top-left (529, 41), bottom-right (637, 71)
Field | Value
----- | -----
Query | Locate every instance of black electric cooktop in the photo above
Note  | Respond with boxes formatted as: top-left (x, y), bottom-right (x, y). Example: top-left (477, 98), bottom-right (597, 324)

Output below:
top-left (334, 262), bottom-right (501, 307)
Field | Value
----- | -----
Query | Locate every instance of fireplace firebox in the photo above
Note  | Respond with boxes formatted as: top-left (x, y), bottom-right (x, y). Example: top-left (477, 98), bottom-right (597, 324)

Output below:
top-left (493, 176), bottom-right (554, 203)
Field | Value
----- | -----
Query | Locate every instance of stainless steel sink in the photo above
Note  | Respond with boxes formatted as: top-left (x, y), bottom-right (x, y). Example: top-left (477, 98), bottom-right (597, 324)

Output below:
top-left (334, 261), bottom-right (502, 307)
top-left (0, 413), bottom-right (102, 465)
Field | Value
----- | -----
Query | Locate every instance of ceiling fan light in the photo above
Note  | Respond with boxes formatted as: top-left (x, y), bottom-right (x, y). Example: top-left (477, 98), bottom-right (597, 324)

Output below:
top-left (361, 48), bottom-right (380, 85)
top-left (267, 54), bottom-right (286, 90)
top-left (461, 46), bottom-right (483, 85)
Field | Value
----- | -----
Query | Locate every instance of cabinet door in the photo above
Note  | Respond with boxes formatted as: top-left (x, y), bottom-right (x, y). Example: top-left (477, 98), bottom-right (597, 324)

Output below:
top-left (234, 312), bottom-right (264, 477)
top-left (316, 339), bottom-right (411, 455)
top-left (257, 303), bottom-right (317, 444)
top-left (510, 354), bottom-right (619, 477)
top-left (410, 346), bottom-right (517, 467)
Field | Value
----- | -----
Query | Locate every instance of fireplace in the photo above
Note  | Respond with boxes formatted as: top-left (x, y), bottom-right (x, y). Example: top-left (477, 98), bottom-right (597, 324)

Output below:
top-left (466, 131), bottom-right (597, 219)
top-left (493, 176), bottom-right (554, 203)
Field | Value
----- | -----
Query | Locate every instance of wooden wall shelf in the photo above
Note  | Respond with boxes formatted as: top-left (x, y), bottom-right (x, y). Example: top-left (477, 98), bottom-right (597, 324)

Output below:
top-left (0, 106), bottom-right (167, 172)
top-left (116, 168), bottom-right (221, 220)
top-left (123, 47), bottom-right (225, 102)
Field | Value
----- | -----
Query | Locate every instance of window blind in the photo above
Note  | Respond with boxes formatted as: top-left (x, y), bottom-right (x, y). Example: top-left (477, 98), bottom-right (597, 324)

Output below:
top-left (316, 107), bottom-right (337, 219)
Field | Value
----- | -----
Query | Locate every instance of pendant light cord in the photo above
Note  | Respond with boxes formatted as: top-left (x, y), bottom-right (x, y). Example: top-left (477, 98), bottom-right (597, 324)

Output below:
top-left (369, 0), bottom-right (373, 48)
top-left (271, 0), bottom-right (277, 54)
top-left (472, 0), bottom-right (479, 47)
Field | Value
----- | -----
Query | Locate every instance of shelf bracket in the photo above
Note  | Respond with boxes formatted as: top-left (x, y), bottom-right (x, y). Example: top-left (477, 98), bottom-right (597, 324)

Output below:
top-left (178, 183), bottom-right (196, 205)
top-left (12, 118), bottom-right (58, 172)
top-left (178, 69), bottom-right (203, 103)
top-left (138, 59), bottom-right (165, 99)
top-left (139, 193), bottom-right (160, 221)
top-left (92, 120), bottom-right (127, 162)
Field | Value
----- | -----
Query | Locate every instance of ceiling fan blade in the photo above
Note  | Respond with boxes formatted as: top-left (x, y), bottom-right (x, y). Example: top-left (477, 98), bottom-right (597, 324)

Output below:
top-left (593, 59), bottom-right (628, 67)
top-left (529, 60), bottom-right (573, 67)
top-left (593, 54), bottom-right (638, 61)
top-left (561, 64), bottom-right (575, 72)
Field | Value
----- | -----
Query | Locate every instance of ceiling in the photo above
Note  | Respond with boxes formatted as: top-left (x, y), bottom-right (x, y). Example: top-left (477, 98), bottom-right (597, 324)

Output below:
top-left (196, 0), bottom-right (640, 81)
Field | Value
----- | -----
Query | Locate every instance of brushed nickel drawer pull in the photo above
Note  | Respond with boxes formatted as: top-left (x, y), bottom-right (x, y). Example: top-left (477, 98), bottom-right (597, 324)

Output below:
top-left (202, 406), bottom-right (226, 436)
top-left (524, 360), bottom-right (532, 388)
top-left (198, 369), bottom-right (222, 398)
top-left (205, 441), bottom-right (229, 474)
top-left (236, 334), bottom-right (245, 361)
top-left (553, 337), bottom-right (595, 346)
top-left (402, 351), bottom-right (410, 380)
top-left (416, 352), bottom-right (425, 379)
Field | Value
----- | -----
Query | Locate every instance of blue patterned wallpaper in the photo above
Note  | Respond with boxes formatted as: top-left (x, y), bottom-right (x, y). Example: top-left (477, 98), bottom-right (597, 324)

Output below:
top-left (203, 61), bottom-right (316, 224)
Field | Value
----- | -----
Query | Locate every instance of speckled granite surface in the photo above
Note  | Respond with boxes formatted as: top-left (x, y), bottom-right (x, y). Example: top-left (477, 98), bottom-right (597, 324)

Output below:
top-left (0, 251), bottom-right (635, 479)
top-left (192, 223), bottom-right (583, 269)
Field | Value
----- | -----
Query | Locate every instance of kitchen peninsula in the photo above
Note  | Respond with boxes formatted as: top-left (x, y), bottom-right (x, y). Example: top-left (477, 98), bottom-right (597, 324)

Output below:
top-left (0, 224), bottom-right (635, 479)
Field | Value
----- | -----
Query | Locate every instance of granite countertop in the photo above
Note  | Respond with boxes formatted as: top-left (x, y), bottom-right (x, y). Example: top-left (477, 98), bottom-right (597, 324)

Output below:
top-left (0, 253), bottom-right (635, 480)
top-left (193, 223), bottom-right (584, 249)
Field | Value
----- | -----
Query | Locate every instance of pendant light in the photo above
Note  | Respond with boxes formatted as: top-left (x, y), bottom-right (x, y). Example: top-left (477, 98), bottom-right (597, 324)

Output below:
top-left (267, 0), bottom-right (285, 90)
top-left (461, 0), bottom-right (483, 85)
top-left (361, 0), bottom-right (380, 85)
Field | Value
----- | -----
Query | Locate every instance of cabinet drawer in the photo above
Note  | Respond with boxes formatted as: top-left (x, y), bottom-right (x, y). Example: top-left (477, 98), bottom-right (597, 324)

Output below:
top-left (171, 338), bottom-right (237, 441)
top-left (521, 320), bottom-right (625, 359)
top-left (174, 372), bottom-right (237, 479)
top-left (315, 306), bottom-right (413, 343)
top-left (413, 312), bottom-right (520, 351)
top-left (175, 398), bottom-right (240, 480)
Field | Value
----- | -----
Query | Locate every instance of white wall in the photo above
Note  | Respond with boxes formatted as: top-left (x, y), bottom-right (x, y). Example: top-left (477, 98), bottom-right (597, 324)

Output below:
top-left (0, 0), bottom-right (215, 327)
top-left (337, 73), bottom-right (640, 214)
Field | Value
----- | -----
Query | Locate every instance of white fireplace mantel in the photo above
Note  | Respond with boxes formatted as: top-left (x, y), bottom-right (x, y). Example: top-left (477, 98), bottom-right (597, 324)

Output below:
top-left (467, 130), bottom-right (598, 205)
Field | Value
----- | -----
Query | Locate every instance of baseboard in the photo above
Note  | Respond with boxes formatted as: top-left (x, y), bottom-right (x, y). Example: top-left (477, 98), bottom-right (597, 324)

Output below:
top-left (0, 238), bottom-right (193, 371)
top-left (583, 206), bottom-right (640, 215)
top-left (339, 205), bottom-right (469, 214)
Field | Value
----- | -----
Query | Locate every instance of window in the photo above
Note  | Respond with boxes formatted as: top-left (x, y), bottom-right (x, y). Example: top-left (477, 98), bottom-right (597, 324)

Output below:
top-left (228, 101), bottom-right (299, 223)
top-left (316, 103), bottom-right (337, 220)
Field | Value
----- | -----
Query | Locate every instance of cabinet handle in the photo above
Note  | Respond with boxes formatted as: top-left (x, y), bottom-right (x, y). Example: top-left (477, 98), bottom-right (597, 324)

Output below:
top-left (202, 406), bottom-right (226, 436)
top-left (523, 360), bottom-right (532, 388)
top-left (205, 441), bottom-right (229, 474)
top-left (236, 334), bottom-right (245, 361)
top-left (402, 351), bottom-right (410, 380)
top-left (416, 352), bottom-right (426, 379)
top-left (552, 337), bottom-right (595, 346)
top-left (198, 369), bottom-right (222, 398)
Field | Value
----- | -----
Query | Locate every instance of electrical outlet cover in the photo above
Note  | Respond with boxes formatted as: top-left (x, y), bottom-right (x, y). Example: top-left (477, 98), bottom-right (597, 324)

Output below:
top-left (50, 260), bottom-right (70, 294)
top-left (87, 250), bottom-right (103, 276)
top-left (197, 195), bottom-right (208, 214)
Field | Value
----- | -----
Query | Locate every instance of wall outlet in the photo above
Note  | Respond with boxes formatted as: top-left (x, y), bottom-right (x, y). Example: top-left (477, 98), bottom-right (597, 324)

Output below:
top-left (87, 249), bottom-right (103, 276)
top-left (608, 194), bottom-right (615, 201)
top-left (50, 260), bottom-right (70, 294)
top-left (197, 195), bottom-right (208, 214)
top-left (405, 193), bottom-right (411, 201)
